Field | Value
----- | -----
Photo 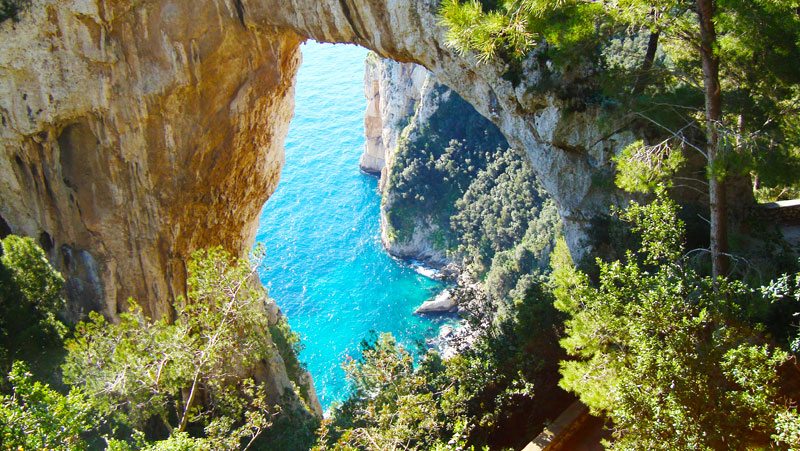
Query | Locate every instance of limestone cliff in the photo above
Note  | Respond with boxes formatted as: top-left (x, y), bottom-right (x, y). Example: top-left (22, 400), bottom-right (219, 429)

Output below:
top-left (363, 55), bottom-right (514, 267)
top-left (361, 52), bottom-right (426, 182)
top-left (0, 0), bottom-right (637, 321)
top-left (0, 0), bottom-right (321, 415)
top-left (256, 0), bottom-right (638, 261)
top-left (0, 0), bottom-right (303, 322)
top-left (362, 55), bottom-right (447, 265)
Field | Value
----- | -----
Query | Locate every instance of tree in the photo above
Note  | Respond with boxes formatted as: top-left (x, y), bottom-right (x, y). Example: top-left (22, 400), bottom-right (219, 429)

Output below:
top-left (451, 146), bottom-right (546, 274)
top-left (440, 0), bottom-right (800, 279)
top-left (551, 191), bottom-right (798, 449)
top-left (62, 246), bottom-right (285, 448)
top-left (0, 362), bottom-right (96, 450)
top-left (695, 0), bottom-right (727, 278)
top-left (316, 274), bottom-right (567, 450)
top-left (0, 235), bottom-right (67, 374)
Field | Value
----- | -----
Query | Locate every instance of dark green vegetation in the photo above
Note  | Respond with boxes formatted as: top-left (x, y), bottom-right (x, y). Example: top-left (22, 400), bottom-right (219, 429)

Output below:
top-left (4, 1), bottom-right (800, 448)
top-left (555, 193), bottom-right (800, 449)
top-left (382, 82), bottom-right (559, 281)
top-left (383, 85), bottom-right (509, 250)
top-left (442, 0), bottom-right (800, 279)
top-left (318, 189), bottom-right (800, 449)
top-left (452, 148), bottom-right (553, 274)
top-left (0, 238), bottom-right (317, 450)
top-left (323, 91), bottom-right (569, 448)
top-left (318, 2), bottom-right (800, 447)
top-left (0, 235), bottom-right (67, 382)
top-left (314, 279), bottom-right (567, 450)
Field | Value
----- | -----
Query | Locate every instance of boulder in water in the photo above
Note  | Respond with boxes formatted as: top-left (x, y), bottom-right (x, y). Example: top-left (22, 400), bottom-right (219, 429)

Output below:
top-left (415, 289), bottom-right (457, 314)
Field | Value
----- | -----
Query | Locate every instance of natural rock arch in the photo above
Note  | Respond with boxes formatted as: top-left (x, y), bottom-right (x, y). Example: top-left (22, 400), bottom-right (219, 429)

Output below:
top-left (0, 0), bottom-right (628, 317)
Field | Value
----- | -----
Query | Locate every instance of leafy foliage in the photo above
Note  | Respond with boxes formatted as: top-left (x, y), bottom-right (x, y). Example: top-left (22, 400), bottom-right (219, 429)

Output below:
top-left (553, 192), bottom-right (799, 449)
top-left (439, 0), bottom-right (606, 66)
top-left (440, 0), bottom-right (800, 200)
top-left (383, 85), bottom-right (508, 248)
top-left (453, 147), bottom-right (548, 273)
top-left (61, 246), bottom-right (311, 448)
top-left (316, 277), bottom-right (567, 450)
top-left (0, 236), bottom-right (318, 449)
top-left (0, 235), bottom-right (67, 376)
top-left (368, 80), bottom-right (565, 450)
top-left (0, 362), bottom-right (96, 450)
top-left (613, 139), bottom-right (686, 193)
top-left (0, 0), bottom-right (29, 22)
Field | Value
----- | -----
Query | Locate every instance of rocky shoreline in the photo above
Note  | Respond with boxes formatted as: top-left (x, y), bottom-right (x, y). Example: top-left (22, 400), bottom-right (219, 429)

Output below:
top-left (404, 260), bottom-right (487, 360)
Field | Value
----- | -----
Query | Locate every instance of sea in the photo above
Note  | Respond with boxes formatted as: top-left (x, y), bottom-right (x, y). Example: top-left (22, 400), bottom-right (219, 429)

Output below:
top-left (254, 41), bottom-right (446, 410)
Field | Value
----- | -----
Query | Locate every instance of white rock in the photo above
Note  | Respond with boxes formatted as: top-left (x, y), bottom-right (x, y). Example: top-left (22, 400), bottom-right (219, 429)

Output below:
top-left (415, 289), bottom-right (457, 314)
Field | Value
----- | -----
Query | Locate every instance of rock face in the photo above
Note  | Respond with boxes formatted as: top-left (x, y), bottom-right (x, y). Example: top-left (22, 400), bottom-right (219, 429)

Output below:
top-left (0, 0), bottom-right (320, 414)
top-left (0, 0), bottom-right (302, 322)
top-left (256, 0), bottom-right (636, 262)
top-left (0, 0), bottom-right (634, 320)
top-left (363, 55), bottom-right (454, 265)
top-left (365, 55), bottom-right (516, 268)
top-left (361, 53), bottom-right (427, 181)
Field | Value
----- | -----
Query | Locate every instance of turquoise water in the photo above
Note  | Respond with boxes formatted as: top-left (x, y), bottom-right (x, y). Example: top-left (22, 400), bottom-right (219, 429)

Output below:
top-left (255, 41), bottom-right (444, 410)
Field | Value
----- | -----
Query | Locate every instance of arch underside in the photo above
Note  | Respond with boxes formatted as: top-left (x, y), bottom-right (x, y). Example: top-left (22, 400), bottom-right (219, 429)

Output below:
top-left (0, 0), bottom-right (625, 317)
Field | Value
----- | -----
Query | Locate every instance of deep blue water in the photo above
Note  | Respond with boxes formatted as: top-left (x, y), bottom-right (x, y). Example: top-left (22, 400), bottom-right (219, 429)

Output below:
top-left (255, 41), bottom-right (444, 410)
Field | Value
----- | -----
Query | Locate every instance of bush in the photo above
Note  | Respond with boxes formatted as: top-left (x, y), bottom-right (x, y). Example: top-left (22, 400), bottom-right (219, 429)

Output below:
top-left (0, 235), bottom-right (67, 377)
top-left (553, 192), bottom-right (800, 449)
top-left (62, 246), bottom-right (312, 447)
top-left (0, 362), bottom-right (96, 450)
top-left (316, 275), bottom-right (569, 450)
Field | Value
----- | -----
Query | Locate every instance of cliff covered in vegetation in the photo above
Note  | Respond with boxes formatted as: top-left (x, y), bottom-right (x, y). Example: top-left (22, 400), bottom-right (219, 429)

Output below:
top-left (2, 0), bottom-right (800, 448)
top-left (0, 0), bottom-right (643, 319)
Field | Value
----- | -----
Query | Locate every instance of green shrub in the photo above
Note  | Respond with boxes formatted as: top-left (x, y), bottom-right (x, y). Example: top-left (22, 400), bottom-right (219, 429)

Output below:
top-left (0, 235), bottom-right (67, 378)
top-left (554, 192), bottom-right (799, 449)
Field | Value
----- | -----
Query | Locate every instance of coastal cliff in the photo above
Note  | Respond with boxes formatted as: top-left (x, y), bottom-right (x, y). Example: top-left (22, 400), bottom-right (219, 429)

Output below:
top-left (0, 0), bottom-right (319, 415)
top-left (362, 53), bottom-right (560, 311)
top-left (1, 0), bottom-right (642, 320)
top-left (361, 53), bottom-right (426, 182)
top-left (0, 0), bottom-right (303, 321)
top-left (363, 55), bottom-right (461, 266)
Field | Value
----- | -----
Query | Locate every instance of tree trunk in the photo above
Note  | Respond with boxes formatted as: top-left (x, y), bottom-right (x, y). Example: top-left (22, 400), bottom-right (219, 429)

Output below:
top-left (633, 30), bottom-right (660, 95)
top-left (696, 0), bottom-right (728, 280)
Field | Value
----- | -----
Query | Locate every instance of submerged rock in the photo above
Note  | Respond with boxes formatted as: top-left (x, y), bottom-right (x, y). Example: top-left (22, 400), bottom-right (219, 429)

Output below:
top-left (415, 289), bottom-right (457, 314)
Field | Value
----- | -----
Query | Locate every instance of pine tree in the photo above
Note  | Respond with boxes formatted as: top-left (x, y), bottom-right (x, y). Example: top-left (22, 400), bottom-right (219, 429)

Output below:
top-left (439, 0), bottom-right (800, 279)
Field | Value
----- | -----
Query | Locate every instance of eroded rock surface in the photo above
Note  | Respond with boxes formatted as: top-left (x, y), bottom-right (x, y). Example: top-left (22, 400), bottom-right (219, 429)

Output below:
top-left (1, 0), bottom-right (302, 320)
top-left (0, 0), bottom-right (318, 413)
top-left (1, 0), bottom-right (632, 321)
top-left (256, 0), bottom-right (635, 260)
top-left (415, 289), bottom-right (456, 314)
top-left (361, 53), bottom-right (427, 182)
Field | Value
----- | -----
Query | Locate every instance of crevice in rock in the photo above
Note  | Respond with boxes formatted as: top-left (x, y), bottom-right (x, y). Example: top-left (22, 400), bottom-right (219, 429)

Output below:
top-left (337, 0), bottom-right (365, 41)
top-left (39, 231), bottom-right (54, 252)
top-left (233, 0), bottom-right (245, 26)
top-left (61, 244), bottom-right (72, 269)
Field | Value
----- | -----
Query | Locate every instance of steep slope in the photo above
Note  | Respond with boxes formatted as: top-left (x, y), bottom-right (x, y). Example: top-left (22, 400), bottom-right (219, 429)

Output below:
top-left (363, 55), bottom-right (512, 267)
top-left (0, 0), bottom-right (634, 320)
top-left (0, 0), bottom-right (322, 417)
top-left (0, 0), bottom-right (302, 320)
